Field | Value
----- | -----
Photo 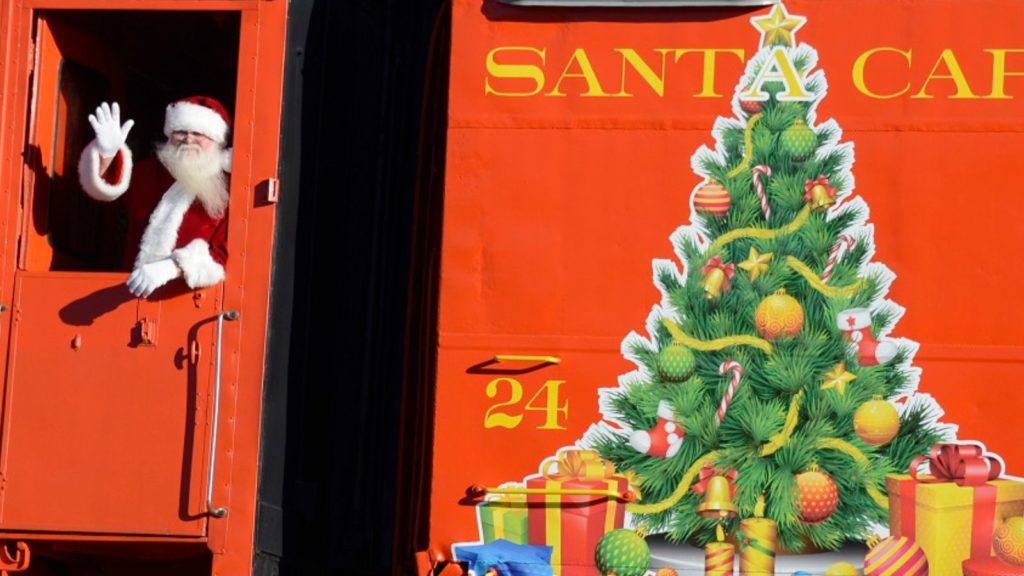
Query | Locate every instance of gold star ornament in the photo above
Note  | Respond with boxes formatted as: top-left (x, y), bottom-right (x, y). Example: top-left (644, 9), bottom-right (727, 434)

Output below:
top-left (821, 363), bottom-right (856, 395)
top-left (751, 4), bottom-right (807, 49)
top-left (738, 247), bottom-right (774, 281)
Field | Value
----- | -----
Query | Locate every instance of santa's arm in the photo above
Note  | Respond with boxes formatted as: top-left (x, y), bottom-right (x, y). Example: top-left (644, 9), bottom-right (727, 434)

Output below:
top-left (171, 216), bottom-right (227, 289)
top-left (78, 102), bottom-right (135, 201)
top-left (78, 141), bottom-right (133, 201)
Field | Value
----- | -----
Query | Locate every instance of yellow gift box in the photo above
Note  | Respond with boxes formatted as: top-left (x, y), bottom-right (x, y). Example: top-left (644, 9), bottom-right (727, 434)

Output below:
top-left (886, 443), bottom-right (1024, 576)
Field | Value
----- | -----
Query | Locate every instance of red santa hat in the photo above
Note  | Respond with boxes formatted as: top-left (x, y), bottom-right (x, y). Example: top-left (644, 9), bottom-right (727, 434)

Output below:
top-left (163, 95), bottom-right (231, 144)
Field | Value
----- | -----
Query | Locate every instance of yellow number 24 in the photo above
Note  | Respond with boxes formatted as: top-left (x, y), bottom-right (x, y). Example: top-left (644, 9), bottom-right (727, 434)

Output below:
top-left (484, 378), bottom-right (568, 430)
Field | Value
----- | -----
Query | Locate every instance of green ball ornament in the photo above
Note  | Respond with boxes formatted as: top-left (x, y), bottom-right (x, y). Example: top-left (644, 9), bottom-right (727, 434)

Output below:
top-left (595, 529), bottom-right (650, 576)
top-left (657, 344), bottom-right (696, 382)
top-left (780, 119), bottom-right (816, 160)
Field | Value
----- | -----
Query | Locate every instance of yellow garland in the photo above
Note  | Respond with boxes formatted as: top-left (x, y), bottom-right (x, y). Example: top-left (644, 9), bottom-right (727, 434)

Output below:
top-left (709, 205), bottom-right (811, 253)
top-left (785, 256), bottom-right (865, 298)
top-left (816, 438), bottom-right (890, 509)
top-left (662, 317), bottom-right (773, 355)
top-left (759, 390), bottom-right (804, 456)
top-left (627, 452), bottom-right (719, 514)
top-left (726, 114), bottom-right (762, 179)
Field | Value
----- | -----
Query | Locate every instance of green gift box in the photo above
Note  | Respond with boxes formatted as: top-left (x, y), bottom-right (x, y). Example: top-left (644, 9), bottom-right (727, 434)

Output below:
top-left (478, 494), bottom-right (528, 544)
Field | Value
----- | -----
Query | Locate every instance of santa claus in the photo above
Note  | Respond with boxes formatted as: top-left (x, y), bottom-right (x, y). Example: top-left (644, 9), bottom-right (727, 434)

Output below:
top-left (78, 96), bottom-right (232, 297)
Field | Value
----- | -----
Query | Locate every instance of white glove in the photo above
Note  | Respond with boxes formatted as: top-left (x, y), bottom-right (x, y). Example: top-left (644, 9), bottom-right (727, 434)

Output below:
top-left (127, 259), bottom-right (180, 297)
top-left (87, 102), bottom-right (135, 158)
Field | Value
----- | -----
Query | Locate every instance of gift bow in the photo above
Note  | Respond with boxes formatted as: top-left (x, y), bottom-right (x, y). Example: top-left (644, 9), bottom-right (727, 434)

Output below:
top-left (908, 442), bottom-right (1004, 487)
top-left (701, 256), bottom-right (736, 279)
top-left (691, 463), bottom-right (739, 497)
top-left (541, 449), bottom-right (615, 480)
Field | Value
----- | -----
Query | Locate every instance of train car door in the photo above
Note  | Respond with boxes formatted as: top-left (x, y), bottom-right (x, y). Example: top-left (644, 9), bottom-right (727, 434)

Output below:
top-left (0, 1), bottom-right (287, 573)
top-left (0, 11), bottom-right (235, 537)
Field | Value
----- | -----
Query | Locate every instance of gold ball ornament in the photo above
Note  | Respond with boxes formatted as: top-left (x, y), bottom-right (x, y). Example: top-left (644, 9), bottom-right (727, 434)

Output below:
top-left (693, 181), bottom-right (731, 218)
top-left (794, 465), bottom-right (839, 524)
top-left (754, 290), bottom-right (804, 341)
top-left (654, 569), bottom-right (679, 576)
top-left (825, 562), bottom-right (859, 576)
top-left (995, 516), bottom-right (1024, 566)
top-left (854, 396), bottom-right (900, 446)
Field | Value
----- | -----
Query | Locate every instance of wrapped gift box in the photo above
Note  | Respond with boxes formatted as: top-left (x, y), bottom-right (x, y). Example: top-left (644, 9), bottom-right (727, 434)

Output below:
top-left (886, 443), bottom-right (1024, 576)
top-left (479, 493), bottom-right (529, 544)
top-left (525, 449), bottom-right (629, 576)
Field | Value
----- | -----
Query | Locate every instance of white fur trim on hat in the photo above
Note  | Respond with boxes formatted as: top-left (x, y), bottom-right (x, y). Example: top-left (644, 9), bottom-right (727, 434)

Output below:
top-left (172, 238), bottom-right (225, 289)
top-left (837, 308), bottom-right (872, 331)
top-left (78, 139), bottom-right (133, 201)
top-left (164, 101), bottom-right (228, 144)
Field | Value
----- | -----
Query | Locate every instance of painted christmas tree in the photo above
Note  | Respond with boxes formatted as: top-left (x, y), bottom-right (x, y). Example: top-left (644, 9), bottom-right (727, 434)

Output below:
top-left (587, 4), bottom-right (953, 552)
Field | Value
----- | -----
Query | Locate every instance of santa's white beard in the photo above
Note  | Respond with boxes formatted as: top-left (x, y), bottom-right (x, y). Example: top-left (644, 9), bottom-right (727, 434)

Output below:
top-left (156, 141), bottom-right (229, 218)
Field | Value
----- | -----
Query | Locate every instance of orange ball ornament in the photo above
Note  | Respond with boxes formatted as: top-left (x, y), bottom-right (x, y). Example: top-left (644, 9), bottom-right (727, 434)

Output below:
top-left (654, 569), bottom-right (679, 576)
top-left (754, 290), bottom-right (804, 341)
top-left (995, 516), bottom-right (1024, 566)
top-left (693, 181), bottom-right (731, 218)
top-left (794, 465), bottom-right (839, 524)
top-left (854, 396), bottom-right (900, 446)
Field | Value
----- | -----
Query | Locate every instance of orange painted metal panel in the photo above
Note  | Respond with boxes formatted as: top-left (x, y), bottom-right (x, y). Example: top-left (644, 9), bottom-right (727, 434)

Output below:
top-left (429, 0), bottom-right (1024, 555)
top-left (0, 273), bottom-right (214, 536)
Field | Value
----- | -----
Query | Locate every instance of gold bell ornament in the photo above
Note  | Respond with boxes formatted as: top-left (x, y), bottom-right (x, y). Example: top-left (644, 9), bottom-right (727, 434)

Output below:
top-left (803, 175), bottom-right (837, 212)
top-left (701, 256), bottom-right (736, 301)
top-left (696, 475), bottom-right (739, 520)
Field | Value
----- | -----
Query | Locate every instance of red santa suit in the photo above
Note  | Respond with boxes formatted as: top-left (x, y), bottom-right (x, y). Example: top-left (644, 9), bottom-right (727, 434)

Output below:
top-left (76, 97), bottom-right (230, 289)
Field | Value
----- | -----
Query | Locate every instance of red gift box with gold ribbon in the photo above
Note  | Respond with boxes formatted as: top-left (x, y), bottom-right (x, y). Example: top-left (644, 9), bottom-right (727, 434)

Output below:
top-left (886, 442), bottom-right (1024, 576)
top-left (526, 449), bottom-right (630, 576)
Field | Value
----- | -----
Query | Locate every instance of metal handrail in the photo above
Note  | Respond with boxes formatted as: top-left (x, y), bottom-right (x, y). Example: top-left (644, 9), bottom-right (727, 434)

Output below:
top-left (207, 310), bottom-right (239, 518)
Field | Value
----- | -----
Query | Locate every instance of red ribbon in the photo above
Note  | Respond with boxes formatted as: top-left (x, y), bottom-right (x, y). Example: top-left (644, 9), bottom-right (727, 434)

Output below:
top-left (909, 442), bottom-right (1003, 486)
top-left (691, 463), bottom-right (738, 497)
top-left (899, 442), bottom-right (1004, 559)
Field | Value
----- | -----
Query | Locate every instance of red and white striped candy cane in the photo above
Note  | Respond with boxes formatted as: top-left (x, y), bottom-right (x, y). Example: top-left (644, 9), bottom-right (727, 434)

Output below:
top-left (821, 234), bottom-right (856, 284)
top-left (752, 165), bottom-right (772, 221)
top-left (717, 360), bottom-right (744, 425)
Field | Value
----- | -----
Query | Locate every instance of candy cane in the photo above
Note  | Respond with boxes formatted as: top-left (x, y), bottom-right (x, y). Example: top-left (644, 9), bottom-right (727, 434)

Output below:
top-left (717, 360), bottom-right (744, 425)
top-left (821, 234), bottom-right (856, 284)
top-left (752, 165), bottom-right (772, 221)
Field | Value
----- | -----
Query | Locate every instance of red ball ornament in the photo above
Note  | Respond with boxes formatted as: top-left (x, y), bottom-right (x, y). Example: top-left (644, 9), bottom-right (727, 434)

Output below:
top-left (740, 98), bottom-right (763, 115)
top-left (865, 535), bottom-right (928, 576)
top-left (794, 465), bottom-right (839, 524)
top-left (693, 181), bottom-right (730, 218)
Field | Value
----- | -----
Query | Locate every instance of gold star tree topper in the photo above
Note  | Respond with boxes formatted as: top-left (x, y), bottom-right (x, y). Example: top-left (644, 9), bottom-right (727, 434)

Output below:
top-left (751, 4), bottom-right (807, 49)
top-left (821, 363), bottom-right (856, 395)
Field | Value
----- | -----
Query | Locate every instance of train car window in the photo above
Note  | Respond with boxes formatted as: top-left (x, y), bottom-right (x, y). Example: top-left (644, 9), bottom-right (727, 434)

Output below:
top-left (29, 11), bottom-right (240, 273)
top-left (47, 59), bottom-right (122, 270)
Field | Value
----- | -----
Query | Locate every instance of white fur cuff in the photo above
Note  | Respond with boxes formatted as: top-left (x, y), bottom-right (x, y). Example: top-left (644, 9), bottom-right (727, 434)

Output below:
top-left (172, 239), bottom-right (225, 289)
top-left (78, 140), bottom-right (132, 201)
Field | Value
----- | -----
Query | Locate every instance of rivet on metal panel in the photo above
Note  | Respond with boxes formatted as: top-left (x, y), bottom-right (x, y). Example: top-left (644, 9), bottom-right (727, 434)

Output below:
top-left (0, 540), bottom-right (30, 573)
top-left (138, 318), bottom-right (158, 346)
top-left (193, 290), bottom-right (206, 308)
top-left (71, 334), bottom-right (82, 351)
